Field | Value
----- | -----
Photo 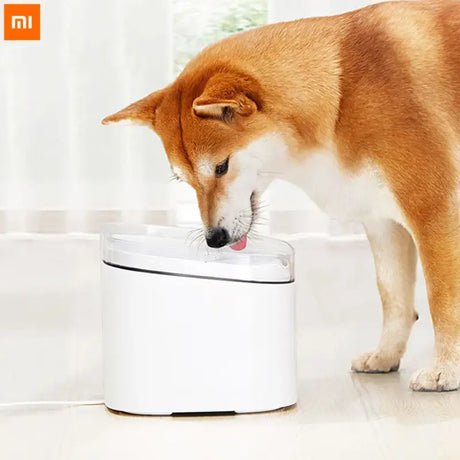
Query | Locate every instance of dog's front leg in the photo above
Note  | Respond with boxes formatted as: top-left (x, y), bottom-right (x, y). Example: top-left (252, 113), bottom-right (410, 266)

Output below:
top-left (408, 211), bottom-right (460, 391)
top-left (352, 219), bottom-right (418, 373)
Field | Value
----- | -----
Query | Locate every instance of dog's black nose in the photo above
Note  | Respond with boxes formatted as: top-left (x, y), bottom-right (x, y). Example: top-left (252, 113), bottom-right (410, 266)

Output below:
top-left (206, 227), bottom-right (230, 248)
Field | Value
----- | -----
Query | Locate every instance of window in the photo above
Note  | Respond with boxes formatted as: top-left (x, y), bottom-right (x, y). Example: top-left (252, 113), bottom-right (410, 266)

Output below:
top-left (171, 0), bottom-right (268, 225)
top-left (173, 0), bottom-right (268, 75)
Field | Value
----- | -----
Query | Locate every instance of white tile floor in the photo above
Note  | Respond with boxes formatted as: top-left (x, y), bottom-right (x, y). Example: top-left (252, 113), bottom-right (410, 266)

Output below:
top-left (0, 235), bottom-right (459, 460)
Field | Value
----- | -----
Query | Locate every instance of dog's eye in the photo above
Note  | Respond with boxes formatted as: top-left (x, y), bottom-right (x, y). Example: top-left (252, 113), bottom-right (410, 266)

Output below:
top-left (215, 157), bottom-right (229, 177)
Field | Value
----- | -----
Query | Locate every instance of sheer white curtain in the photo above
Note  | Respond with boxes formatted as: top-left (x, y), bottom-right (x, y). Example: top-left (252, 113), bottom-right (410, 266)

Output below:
top-left (0, 0), bottom-right (376, 235)
top-left (0, 0), bottom-right (173, 233)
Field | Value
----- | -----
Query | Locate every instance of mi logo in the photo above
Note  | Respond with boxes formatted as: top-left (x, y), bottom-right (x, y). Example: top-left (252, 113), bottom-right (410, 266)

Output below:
top-left (4, 4), bottom-right (40, 40)
top-left (12, 15), bottom-right (33, 29)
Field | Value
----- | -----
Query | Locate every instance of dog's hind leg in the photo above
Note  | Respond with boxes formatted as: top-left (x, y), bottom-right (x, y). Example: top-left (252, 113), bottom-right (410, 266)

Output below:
top-left (352, 219), bottom-right (418, 373)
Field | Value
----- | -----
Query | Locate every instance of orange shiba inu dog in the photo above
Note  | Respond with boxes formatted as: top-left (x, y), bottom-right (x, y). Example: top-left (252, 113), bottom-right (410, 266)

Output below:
top-left (103, 0), bottom-right (460, 391)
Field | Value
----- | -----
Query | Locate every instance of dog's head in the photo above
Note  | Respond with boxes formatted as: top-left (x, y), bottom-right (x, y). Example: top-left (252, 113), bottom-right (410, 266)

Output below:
top-left (103, 70), bottom-right (287, 249)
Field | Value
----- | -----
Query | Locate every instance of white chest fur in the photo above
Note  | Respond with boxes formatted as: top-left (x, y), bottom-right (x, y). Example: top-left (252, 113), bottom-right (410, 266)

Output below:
top-left (284, 151), bottom-right (404, 223)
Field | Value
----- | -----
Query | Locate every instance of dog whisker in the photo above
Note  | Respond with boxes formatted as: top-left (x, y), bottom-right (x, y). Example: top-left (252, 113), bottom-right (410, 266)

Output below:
top-left (186, 227), bottom-right (206, 251)
top-left (186, 230), bottom-right (203, 243)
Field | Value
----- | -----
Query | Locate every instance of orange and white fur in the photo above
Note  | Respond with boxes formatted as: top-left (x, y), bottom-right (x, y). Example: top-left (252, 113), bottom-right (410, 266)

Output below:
top-left (103, 0), bottom-right (460, 391)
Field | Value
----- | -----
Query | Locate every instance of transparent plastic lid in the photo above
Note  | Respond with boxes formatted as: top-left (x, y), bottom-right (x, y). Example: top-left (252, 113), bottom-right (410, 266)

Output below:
top-left (101, 224), bottom-right (294, 283)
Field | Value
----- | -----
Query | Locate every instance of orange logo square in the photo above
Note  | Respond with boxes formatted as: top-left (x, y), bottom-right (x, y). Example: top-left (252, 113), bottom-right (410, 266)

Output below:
top-left (4, 4), bottom-right (40, 40)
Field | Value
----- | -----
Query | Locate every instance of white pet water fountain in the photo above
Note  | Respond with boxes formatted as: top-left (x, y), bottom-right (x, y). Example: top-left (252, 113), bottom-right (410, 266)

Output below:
top-left (101, 224), bottom-right (297, 415)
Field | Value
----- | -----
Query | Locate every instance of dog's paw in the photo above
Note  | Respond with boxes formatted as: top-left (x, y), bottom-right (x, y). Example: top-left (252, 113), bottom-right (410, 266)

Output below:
top-left (351, 351), bottom-right (400, 373)
top-left (409, 365), bottom-right (459, 392)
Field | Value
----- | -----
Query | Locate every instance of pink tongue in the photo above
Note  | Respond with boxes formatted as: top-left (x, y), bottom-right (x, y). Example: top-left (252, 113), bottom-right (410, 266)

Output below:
top-left (230, 234), bottom-right (247, 251)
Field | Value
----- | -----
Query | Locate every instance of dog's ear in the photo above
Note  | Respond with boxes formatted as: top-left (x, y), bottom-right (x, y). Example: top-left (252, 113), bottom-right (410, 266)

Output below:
top-left (102, 90), bottom-right (164, 127)
top-left (192, 74), bottom-right (259, 121)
